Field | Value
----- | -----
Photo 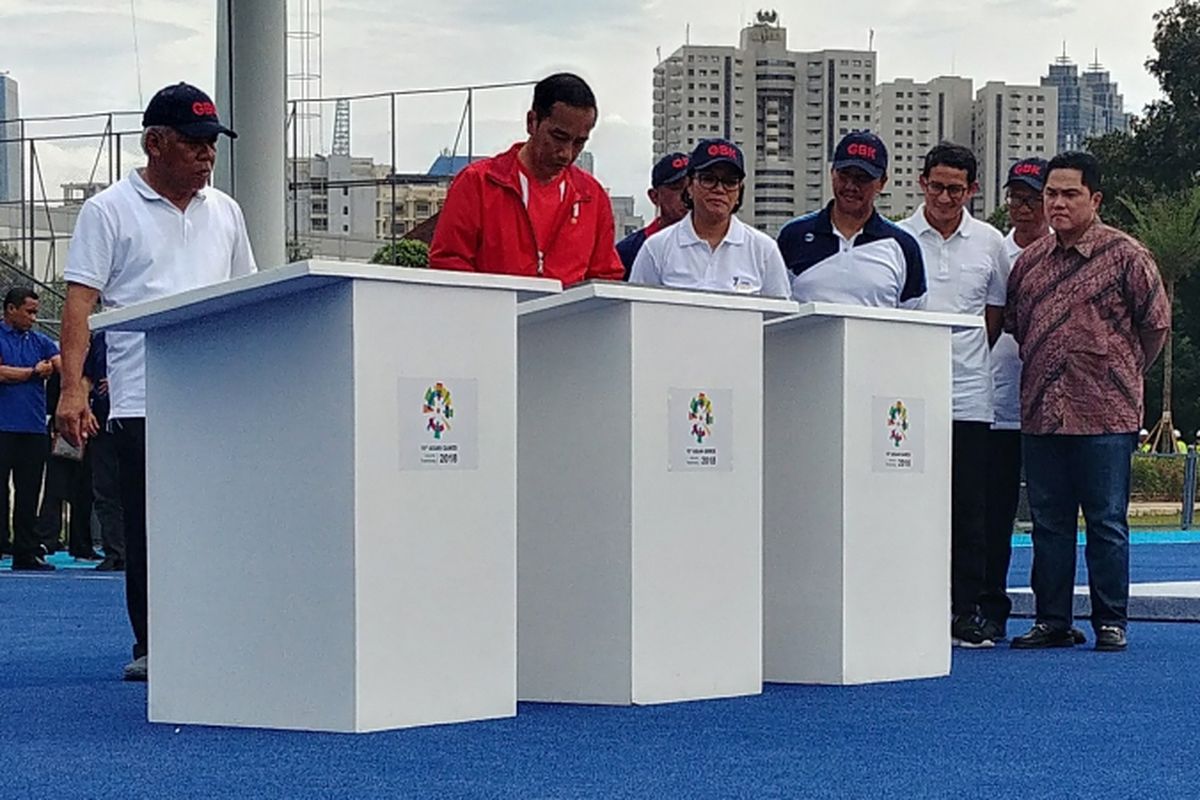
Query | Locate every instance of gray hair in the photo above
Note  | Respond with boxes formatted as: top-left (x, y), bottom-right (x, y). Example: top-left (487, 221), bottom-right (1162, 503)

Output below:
top-left (141, 125), bottom-right (174, 156)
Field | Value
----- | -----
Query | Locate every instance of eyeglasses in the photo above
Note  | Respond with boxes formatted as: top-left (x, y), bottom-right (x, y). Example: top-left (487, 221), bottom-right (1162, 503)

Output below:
top-left (925, 181), bottom-right (968, 201)
top-left (695, 173), bottom-right (742, 191)
top-left (1005, 192), bottom-right (1042, 209)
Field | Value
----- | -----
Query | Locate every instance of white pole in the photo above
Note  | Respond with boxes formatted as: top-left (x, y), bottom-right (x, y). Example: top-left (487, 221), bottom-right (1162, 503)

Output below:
top-left (214, 0), bottom-right (287, 268)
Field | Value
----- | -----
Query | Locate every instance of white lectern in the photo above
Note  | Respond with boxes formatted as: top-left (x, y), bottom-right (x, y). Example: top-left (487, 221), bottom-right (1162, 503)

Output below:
top-left (762, 303), bottom-right (983, 685)
top-left (516, 282), bottom-right (797, 705)
top-left (92, 261), bottom-right (559, 732)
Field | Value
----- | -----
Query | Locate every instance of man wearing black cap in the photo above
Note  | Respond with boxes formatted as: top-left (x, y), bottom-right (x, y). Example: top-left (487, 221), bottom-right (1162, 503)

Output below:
top-left (978, 158), bottom-right (1052, 641)
top-left (615, 152), bottom-right (690, 277)
top-left (778, 131), bottom-right (926, 308)
top-left (628, 138), bottom-right (790, 298)
top-left (56, 82), bottom-right (256, 682)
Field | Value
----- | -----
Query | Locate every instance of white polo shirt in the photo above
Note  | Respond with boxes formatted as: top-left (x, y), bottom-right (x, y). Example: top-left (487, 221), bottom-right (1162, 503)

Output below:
top-left (990, 231), bottom-right (1024, 431)
top-left (901, 206), bottom-right (1006, 423)
top-left (628, 212), bottom-right (791, 299)
top-left (64, 169), bottom-right (257, 419)
top-left (777, 203), bottom-right (927, 309)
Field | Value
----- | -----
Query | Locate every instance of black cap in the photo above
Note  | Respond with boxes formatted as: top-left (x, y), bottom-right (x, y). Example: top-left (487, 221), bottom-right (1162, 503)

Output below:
top-left (142, 83), bottom-right (237, 139)
top-left (651, 152), bottom-right (690, 188)
top-left (688, 138), bottom-right (745, 178)
top-left (1004, 158), bottom-right (1048, 192)
top-left (832, 131), bottom-right (888, 179)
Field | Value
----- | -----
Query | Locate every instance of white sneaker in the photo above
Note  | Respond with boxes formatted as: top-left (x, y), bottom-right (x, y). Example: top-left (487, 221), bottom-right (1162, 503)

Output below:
top-left (122, 655), bottom-right (147, 682)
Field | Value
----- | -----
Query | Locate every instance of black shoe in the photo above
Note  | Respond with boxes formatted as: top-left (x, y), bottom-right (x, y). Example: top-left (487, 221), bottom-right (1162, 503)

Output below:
top-left (979, 618), bottom-right (1008, 643)
top-left (1070, 627), bottom-right (1087, 645)
top-left (951, 614), bottom-right (996, 648)
top-left (70, 550), bottom-right (103, 561)
top-left (1011, 622), bottom-right (1075, 649)
top-left (11, 555), bottom-right (56, 572)
top-left (95, 557), bottom-right (124, 572)
top-left (1095, 625), bottom-right (1127, 652)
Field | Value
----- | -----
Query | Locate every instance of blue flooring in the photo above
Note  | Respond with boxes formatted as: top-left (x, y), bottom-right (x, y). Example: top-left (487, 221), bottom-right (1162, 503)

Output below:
top-left (4, 571), bottom-right (1200, 798)
top-left (1009, 541), bottom-right (1200, 587)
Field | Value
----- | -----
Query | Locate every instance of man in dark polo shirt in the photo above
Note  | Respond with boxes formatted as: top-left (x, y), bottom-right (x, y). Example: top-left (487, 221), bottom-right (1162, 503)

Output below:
top-left (0, 287), bottom-right (61, 571)
top-left (615, 152), bottom-right (689, 277)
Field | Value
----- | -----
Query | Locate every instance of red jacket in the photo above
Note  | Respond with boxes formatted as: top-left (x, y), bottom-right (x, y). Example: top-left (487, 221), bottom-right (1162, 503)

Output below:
top-left (429, 143), bottom-right (623, 286)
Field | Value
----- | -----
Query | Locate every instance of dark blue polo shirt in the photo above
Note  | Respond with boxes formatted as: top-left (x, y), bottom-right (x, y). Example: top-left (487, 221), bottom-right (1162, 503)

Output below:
top-left (0, 322), bottom-right (59, 434)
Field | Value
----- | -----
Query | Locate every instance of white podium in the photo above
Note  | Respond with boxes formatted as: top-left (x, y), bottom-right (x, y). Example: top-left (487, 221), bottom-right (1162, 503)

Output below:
top-left (762, 303), bottom-right (983, 685)
top-left (516, 282), bottom-right (797, 705)
top-left (92, 261), bottom-right (559, 732)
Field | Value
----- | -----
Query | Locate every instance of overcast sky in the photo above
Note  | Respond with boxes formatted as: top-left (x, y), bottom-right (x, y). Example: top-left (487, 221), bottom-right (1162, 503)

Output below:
top-left (3, 0), bottom-right (1172, 219)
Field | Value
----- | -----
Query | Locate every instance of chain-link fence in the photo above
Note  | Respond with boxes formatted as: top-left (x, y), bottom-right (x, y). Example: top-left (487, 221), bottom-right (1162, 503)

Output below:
top-left (0, 80), bottom-right (537, 288)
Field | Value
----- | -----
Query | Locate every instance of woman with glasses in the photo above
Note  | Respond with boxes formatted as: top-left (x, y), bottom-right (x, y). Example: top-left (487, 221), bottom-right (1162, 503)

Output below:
top-left (628, 138), bottom-right (790, 299)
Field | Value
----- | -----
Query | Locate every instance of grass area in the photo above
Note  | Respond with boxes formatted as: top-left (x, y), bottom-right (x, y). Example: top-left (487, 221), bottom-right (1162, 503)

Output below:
top-left (1130, 512), bottom-right (1186, 529)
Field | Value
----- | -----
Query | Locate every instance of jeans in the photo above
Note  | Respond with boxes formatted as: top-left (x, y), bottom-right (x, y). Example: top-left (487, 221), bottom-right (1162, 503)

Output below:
top-left (979, 429), bottom-right (1022, 626)
top-left (1023, 432), bottom-right (1137, 631)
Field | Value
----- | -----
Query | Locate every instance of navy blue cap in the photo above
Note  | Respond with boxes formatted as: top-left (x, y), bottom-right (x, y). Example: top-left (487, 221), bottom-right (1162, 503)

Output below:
top-left (651, 152), bottom-right (690, 188)
top-left (1004, 158), bottom-right (1048, 192)
top-left (689, 139), bottom-right (745, 178)
top-left (832, 131), bottom-right (887, 179)
top-left (142, 83), bottom-right (236, 139)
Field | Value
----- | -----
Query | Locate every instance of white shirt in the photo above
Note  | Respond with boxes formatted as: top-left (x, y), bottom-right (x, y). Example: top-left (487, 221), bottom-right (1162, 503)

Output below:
top-left (777, 205), bottom-right (927, 309)
top-left (64, 169), bottom-right (257, 418)
top-left (901, 206), bottom-right (1006, 423)
top-left (991, 231), bottom-right (1024, 430)
top-left (628, 212), bottom-right (792, 299)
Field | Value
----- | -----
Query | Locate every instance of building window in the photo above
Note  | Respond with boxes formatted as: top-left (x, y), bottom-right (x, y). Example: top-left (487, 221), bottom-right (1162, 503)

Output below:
top-left (342, 206), bottom-right (349, 215)
top-left (342, 224), bottom-right (349, 233)
top-left (312, 218), bottom-right (327, 232)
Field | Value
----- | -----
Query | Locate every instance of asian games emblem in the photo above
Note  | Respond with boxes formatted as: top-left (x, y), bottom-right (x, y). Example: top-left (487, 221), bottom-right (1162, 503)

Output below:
top-left (422, 382), bottom-right (454, 439)
top-left (887, 399), bottom-right (909, 446)
top-left (689, 392), bottom-right (715, 444)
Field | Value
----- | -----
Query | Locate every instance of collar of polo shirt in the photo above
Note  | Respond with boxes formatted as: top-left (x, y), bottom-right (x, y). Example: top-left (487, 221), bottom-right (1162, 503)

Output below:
top-left (911, 203), bottom-right (973, 239)
top-left (678, 212), bottom-right (747, 248)
top-left (130, 169), bottom-right (208, 205)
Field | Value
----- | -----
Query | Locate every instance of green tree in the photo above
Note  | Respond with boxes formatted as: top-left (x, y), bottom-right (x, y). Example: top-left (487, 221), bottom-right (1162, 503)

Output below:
top-left (370, 239), bottom-right (430, 268)
top-left (985, 204), bottom-right (1010, 233)
top-left (1123, 187), bottom-right (1200, 451)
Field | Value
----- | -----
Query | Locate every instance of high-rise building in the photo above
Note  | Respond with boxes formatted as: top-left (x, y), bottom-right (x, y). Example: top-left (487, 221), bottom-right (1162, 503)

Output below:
top-left (651, 11), bottom-right (875, 234)
top-left (0, 74), bottom-right (20, 204)
top-left (874, 76), bottom-right (974, 218)
top-left (1042, 49), bottom-right (1128, 152)
top-left (609, 195), bottom-right (644, 242)
top-left (972, 82), bottom-right (1058, 216)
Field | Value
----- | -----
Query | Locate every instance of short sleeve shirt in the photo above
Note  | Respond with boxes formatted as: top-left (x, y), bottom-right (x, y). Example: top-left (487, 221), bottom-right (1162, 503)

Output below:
top-left (901, 207), bottom-right (1007, 423)
top-left (63, 170), bottom-right (257, 419)
top-left (777, 203), bottom-right (926, 309)
top-left (628, 213), bottom-right (792, 298)
top-left (1004, 221), bottom-right (1171, 435)
top-left (0, 323), bottom-right (59, 433)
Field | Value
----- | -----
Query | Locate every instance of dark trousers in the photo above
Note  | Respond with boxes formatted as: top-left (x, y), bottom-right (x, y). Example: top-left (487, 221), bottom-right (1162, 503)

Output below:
top-left (112, 418), bottom-right (147, 660)
top-left (0, 432), bottom-right (49, 560)
top-left (90, 429), bottom-right (125, 560)
top-left (979, 428), bottom-right (1022, 625)
top-left (951, 421), bottom-right (990, 618)
top-left (1023, 433), bottom-right (1137, 632)
top-left (35, 446), bottom-right (94, 556)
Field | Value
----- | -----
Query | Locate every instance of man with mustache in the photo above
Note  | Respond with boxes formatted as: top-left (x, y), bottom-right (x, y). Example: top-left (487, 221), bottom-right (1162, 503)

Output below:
top-left (430, 73), bottom-right (623, 286)
top-left (777, 131), bottom-right (926, 309)
top-left (628, 139), bottom-right (790, 298)
top-left (55, 82), bottom-right (256, 682)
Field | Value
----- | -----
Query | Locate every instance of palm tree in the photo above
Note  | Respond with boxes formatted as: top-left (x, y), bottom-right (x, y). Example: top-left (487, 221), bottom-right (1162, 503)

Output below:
top-left (1123, 186), bottom-right (1200, 453)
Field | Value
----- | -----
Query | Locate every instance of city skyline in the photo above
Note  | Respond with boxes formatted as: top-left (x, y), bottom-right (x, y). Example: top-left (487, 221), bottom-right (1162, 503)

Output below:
top-left (1, 0), bottom-right (1170, 221)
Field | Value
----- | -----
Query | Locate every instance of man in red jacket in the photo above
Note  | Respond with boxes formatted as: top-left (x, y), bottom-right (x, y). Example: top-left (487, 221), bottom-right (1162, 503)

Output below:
top-left (429, 73), bottom-right (623, 286)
